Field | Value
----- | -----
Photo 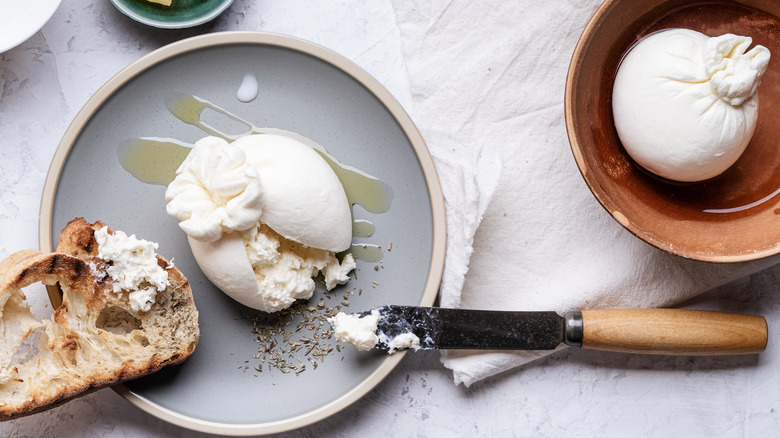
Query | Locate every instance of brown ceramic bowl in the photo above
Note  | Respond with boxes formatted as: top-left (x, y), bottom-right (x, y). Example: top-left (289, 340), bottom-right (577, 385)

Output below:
top-left (565, 0), bottom-right (780, 263)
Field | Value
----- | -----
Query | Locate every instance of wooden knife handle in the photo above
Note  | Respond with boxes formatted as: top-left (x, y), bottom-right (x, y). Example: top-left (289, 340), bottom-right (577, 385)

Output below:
top-left (577, 309), bottom-right (767, 355)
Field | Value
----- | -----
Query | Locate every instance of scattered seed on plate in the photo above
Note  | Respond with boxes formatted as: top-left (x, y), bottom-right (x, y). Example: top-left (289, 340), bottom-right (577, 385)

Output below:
top-left (233, 270), bottom-right (378, 376)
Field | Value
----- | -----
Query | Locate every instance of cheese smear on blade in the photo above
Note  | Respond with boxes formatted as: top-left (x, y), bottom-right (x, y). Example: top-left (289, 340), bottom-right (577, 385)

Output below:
top-left (165, 134), bottom-right (355, 312)
top-left (612, 29), bottom-right (770, 182)
top-left (380, 332), bottom-right (421, 354)
top-left (328, 311), bottom-right (380, 351)
top-left (328, 310), bottom-right (422, 354)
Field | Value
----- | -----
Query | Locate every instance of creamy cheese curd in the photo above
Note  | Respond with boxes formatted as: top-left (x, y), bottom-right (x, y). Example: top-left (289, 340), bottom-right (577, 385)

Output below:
top-left (380, 332), bottom-right (421, 354)
top-left (91, 226), bottom-right (170, 312)
top-left (165, 136), bottom-right (263, 243)
top-left (612, 29), bottom-right (770, 182)
top-left (165, 134), bottom-right (355, 312)
top-left (328, 311), bottom-right (380, 351)
top-left (241, 224), bottom-right (355, 312)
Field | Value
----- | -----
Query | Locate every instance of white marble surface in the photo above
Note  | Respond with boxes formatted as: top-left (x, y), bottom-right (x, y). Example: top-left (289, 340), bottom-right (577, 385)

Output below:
top-left (1, 1), bottom-right (780, 436)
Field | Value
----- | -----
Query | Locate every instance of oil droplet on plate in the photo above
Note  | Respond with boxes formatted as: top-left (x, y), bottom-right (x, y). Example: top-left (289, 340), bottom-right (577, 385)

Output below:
top-left (352, 220), bottom-right (375, 238)
top-left (118, 138), bottom-right (191, 186)
top-left (236, 73), bottom-right (259, 103)
top-left (348, 244), bottom-right (383, 263)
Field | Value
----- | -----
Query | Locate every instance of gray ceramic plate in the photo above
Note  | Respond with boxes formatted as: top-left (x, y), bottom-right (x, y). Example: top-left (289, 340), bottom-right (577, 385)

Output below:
top-left (39, 32), bottom-right (445, 435)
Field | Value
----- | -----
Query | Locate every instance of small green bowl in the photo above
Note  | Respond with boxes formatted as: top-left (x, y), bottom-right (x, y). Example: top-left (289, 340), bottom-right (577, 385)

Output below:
top-left (109, 0), bottom-right (234, 29)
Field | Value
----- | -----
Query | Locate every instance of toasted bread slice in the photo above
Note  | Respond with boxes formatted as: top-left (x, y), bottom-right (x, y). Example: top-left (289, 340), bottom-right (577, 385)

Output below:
top-left (0, 218), bottom-right (198, 420)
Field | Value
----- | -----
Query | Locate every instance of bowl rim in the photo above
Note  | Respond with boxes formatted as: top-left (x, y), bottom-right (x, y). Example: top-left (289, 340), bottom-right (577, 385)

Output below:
top-left (564, 0), bottom-right (780, 264)
top-left (108, 0), bottom-right (234, 29)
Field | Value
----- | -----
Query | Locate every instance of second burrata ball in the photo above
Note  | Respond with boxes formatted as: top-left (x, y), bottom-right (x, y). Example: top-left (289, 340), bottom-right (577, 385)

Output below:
top-left (612, 29), bottom-right (770, 182)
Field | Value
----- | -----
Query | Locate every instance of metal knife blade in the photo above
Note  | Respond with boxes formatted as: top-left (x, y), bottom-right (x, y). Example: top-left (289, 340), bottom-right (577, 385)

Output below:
top-left (365, 305), bottom-right (572, 350)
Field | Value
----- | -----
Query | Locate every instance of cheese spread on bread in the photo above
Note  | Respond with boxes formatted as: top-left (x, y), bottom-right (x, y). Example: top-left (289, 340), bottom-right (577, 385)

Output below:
top-left (91, 226), bottom-right (170, 312)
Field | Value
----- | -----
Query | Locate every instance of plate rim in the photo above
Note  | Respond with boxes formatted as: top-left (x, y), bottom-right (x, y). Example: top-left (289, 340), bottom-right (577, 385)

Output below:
top-left (38, 31), bottom-right (446, 435)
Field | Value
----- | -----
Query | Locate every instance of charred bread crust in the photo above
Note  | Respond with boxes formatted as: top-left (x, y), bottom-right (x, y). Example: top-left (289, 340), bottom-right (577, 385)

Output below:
top-left (56, 217), bottom-right (106, 259)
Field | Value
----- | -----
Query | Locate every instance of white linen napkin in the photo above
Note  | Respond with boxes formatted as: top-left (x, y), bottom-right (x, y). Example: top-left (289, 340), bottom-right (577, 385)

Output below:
top-left (391, 0), bottom-right (779, 386)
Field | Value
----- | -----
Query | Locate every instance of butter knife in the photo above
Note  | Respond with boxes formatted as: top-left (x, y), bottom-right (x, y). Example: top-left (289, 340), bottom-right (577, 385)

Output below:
top-left (364, 306), bottom-right (767, 355)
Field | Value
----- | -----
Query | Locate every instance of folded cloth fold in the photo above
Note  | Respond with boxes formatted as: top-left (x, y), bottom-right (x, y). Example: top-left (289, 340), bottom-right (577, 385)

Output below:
top-left (392, 0), bottom-right (779, 386)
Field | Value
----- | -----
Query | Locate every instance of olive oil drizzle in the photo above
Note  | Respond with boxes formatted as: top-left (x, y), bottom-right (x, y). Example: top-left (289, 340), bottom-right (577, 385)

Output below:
top-left (119, 94), bottom-right (393, 261)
